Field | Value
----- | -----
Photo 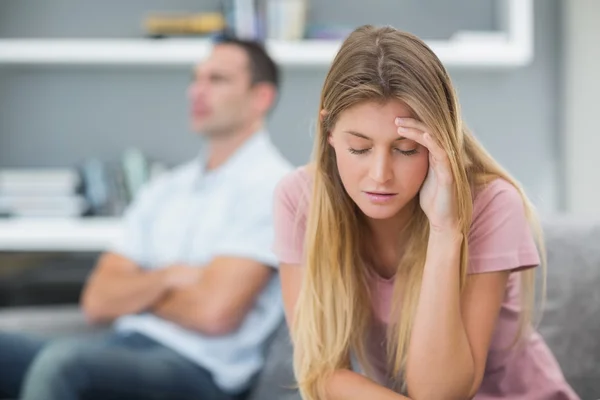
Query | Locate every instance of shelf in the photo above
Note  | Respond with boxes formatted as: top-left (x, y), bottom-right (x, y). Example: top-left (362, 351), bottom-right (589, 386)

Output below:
top-left (0, 217), bottom-right (122, 252)
top-left (0, 38), bottom-right (340, 67)
top-left (0, 0), bottom-right (533, 68)
top-left (0, 35), bottom-right (521, 68)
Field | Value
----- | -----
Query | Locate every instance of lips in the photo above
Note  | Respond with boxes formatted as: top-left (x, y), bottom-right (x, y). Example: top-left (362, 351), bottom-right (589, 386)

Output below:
top-left (192, 103), bottom-right (210, 117)
top-left (364, 191), bottom-right (398, 204)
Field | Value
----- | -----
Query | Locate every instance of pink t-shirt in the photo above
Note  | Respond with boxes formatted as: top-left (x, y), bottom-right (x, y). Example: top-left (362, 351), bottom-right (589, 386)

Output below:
top-left (273, 166), bottom-right (579, 400)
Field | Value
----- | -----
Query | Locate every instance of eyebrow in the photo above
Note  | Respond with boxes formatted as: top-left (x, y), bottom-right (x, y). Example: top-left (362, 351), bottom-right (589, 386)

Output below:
top-left (344, 130), bottom-right (405, 141)
top-left (192, 70), bottom-right (232, 80)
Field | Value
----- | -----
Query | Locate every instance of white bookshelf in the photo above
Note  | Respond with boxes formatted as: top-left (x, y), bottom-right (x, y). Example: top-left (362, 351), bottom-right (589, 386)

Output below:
top-left (0, 217), bottom-right (122, 252)
top-left (0, 0), bottom-right (533, 68)
top-left (0, 0), bottom-right (535, 252)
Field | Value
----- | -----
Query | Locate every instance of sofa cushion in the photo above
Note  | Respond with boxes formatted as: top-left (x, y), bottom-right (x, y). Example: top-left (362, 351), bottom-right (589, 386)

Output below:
top-left (1, 216), bottom-right (598, 399)
top-left (0, 305), bottom-right (105, 338)
top-left (538, 216), bottom-right (600, 400)
top-left (248, 321), bottom-right (300, 400)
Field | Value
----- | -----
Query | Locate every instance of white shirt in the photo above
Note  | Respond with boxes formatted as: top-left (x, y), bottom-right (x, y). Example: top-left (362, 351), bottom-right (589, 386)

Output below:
top-left (110, 131), bottom-right (293, 393)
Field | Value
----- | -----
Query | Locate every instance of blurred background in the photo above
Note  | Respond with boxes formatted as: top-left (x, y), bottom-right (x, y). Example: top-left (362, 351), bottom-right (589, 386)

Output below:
top-left (0, 0), bottom-right (596, 308)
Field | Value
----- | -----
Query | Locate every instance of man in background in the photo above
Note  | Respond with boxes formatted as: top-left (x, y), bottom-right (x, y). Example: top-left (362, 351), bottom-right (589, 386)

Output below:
top-left (0, 36), bottom-right (292, 400)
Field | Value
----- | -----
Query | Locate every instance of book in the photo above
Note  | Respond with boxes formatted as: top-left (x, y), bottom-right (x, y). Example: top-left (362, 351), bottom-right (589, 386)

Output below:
top-left (0, 194), bottom-right (88, 218)
top-left (0, 169), bottom-right (80, 196)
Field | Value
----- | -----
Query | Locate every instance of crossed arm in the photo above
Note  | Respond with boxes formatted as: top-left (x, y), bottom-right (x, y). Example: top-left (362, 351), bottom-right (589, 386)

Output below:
top-left (280, 230), bottom-right (509, 400)
top-left (81, 252), bottom-right (274, 336)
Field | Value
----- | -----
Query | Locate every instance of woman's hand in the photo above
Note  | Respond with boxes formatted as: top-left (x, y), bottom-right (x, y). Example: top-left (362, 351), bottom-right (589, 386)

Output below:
top-left (395, 117), bottom-right (459, 233)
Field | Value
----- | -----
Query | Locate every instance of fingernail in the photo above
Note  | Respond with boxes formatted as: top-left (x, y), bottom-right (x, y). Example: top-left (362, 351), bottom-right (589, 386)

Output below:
top-left (397, 126), bottom-right (406, 132)
top-left (395, 117), bottom-right (403, 125)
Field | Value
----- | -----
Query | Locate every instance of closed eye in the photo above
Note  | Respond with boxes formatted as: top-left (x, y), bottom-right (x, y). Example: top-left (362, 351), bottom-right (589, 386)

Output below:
top-left (396, 148), bottom-right (418, 156)
top-left (348, 148), bottom-right (370, 155)
top-left (348, 147), bottom-right (419, 156)
top-left (210, 74), bottom-right (227, 83)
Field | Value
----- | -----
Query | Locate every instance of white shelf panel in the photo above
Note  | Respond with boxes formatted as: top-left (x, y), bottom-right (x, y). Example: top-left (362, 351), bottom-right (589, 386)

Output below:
top-left (0, 217), bottom-right (122, 252)
top-left (0, 35), bottom-right (529, 68)
top-left (0, 0), bottom-right (533, 68)
top-left (0, 38), bottom-right (334, 67)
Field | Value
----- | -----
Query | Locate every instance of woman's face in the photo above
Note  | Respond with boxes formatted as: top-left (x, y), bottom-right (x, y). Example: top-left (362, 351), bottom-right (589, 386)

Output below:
top-left (328, 100), bottom-right (429, 221)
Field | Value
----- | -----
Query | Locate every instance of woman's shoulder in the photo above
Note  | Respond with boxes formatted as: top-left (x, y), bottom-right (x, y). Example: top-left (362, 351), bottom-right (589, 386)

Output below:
top-left (279, 164), bottom-right (313, 187)
top-left (276, 164), bottom-right (313, 200)
top-left (273, 165), bottom-right (313, 263)
top-left (470, 177), bottom-right (530, 236)
top-left (468, 178), bottom-right (540, 273)
top-left (472, 178), bottom-right (524, 213)
top-left (275, 164), bottom-right (314, 215)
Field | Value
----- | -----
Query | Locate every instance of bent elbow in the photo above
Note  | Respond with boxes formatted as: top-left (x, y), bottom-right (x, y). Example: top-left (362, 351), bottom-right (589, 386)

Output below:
top-left (82, 302), bottom-right (107, 325)
top-left (409, 387), bottom-right (473, 400)
top-left (81, 294), bottom-right (114, 325)
top-left (407, 365), bottom-right (475, 400)
top-left (193, 306), bottom-right (243, 336)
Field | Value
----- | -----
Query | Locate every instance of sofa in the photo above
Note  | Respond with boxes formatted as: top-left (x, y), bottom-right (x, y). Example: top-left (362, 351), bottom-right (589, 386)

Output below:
top-left (0, 216), bottom-right (598, 400)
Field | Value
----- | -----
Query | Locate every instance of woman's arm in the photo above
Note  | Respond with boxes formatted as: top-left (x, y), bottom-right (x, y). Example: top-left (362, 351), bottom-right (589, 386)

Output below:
top-left (396, 118), bottom-right (510, 399)
top-left (280, 263), bottom-right (410, 399)
top-left (326, 369), bottom-right (408, 400)
top-left (406, 230), bottom-right (510, 400)
top-left (405, 231), bottom-right (473, 398)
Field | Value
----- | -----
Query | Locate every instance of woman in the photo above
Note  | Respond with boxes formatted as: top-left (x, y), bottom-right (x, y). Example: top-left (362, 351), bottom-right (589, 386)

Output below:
top-left (273, 25), bottom-right (578, 399)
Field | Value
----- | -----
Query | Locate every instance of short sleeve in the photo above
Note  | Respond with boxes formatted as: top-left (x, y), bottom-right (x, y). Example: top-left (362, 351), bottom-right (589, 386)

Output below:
top-left (467, 179), bottom-right (541, 274)
top-left (211, 177), bottom-right (285, 269)
top-left (109, 178), bottom-right (165, 266)
top-left (272, 168), bottom-right (311, 265)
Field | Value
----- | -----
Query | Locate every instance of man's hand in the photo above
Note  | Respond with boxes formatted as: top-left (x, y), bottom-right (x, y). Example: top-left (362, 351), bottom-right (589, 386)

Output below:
top-left (81, 253), bottom-right (178, 324)
top-left (153, 257), bottom-right (273, 335)
top-left (163, 264), bottom-right (203, 289)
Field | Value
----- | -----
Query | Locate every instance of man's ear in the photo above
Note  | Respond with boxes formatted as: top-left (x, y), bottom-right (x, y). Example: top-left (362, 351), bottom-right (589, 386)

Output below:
top-left (253, 83), bottom-right (277, 113)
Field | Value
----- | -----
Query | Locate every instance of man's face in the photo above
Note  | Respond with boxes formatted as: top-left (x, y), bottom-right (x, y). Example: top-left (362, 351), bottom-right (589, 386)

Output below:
top-left (188, 44), bottom-right (254, 137)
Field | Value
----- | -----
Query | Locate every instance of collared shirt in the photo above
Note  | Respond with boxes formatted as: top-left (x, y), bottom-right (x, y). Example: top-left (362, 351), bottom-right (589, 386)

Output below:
top-left (110, 131), bottom-right (293, 393)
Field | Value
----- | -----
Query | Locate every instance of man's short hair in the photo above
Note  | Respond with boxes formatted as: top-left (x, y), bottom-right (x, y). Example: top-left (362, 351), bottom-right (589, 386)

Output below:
top-left (213, 35), bottom-right (280, 91)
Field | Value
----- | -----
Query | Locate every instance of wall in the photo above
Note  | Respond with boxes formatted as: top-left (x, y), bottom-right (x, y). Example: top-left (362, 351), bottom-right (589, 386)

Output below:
top-left (0, 0), bottom-right (562, 212)
top-left (563, 0), bottom-right (600, 215)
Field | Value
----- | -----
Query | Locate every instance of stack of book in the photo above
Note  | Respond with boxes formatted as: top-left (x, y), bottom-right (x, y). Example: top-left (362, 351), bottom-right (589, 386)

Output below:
top-left (79, 148), bottom-right (168, 217)
top-left (143, 12), bottom-right (226, 38)
top-left (141, 0), bottom-right (308, 41)
top-left (221, 0), bottom-right (307, 41)
top-left (0, 169), bottom-right (87, 218)
top-left (0, 150), bottom-right (168, 219)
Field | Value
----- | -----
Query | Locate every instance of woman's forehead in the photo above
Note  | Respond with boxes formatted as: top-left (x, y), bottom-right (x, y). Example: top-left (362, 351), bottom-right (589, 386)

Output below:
top-left (334, 100), bottom-right (413, 140)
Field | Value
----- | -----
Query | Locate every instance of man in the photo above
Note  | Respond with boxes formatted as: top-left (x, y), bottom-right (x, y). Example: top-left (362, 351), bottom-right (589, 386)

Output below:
top-left (0, 36), bottom-right (292, 400)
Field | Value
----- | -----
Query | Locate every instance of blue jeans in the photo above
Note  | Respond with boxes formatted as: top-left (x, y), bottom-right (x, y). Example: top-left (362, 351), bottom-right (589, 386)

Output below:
top-left (0, 330), bottom-right (240, 400)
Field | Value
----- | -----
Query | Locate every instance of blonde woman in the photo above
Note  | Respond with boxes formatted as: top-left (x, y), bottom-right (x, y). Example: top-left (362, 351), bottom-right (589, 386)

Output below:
top-left (273, 25), bottom-right (578, 399)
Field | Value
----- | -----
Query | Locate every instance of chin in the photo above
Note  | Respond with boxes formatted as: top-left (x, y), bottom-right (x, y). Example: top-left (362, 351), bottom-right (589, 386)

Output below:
top-left (191, 121), bottom-right (206, 132)
top-left (357, 202), bottom-right (404, 220)
top-left (191, 115), bottom-right (215, 129)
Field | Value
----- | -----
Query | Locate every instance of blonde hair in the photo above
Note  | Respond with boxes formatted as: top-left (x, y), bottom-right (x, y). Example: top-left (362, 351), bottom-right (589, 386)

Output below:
top-left (292, 25), bottom-right (546, 399)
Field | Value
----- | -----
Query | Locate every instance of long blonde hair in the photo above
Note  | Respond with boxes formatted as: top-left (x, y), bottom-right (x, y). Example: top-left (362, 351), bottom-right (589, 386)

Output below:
top-left (292, 25), bottom-right (546, 399)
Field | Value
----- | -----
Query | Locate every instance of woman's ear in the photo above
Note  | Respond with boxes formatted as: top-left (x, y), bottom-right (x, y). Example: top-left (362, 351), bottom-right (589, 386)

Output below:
top-left (327, 132), bottom-right (334, 147)
top-left (320, 109), bottom-right (334, 146)
top-left (319, 109), bottom-right (328, 122)
top-left (320, 109), bottom-right (335, 146)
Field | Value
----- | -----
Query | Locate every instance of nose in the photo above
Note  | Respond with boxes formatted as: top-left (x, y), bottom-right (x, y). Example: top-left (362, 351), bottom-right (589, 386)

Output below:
top-left (188, 79), bottom-right (207, 100)
top-left (368, 150), bottom-right (393, 185)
